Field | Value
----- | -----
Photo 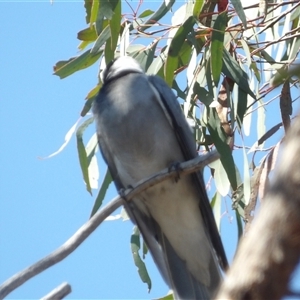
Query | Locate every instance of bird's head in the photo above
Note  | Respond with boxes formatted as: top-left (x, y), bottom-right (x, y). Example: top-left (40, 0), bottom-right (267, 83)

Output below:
top-left (102, 56), bottom-right (143, 84)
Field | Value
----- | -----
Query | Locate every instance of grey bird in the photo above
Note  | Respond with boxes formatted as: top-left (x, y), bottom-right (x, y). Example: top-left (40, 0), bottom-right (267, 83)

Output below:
top-left (93, 56), bottom-right (228, 299)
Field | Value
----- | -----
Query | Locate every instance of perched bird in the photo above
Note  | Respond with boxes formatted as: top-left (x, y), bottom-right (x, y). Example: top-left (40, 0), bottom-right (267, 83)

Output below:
top-left (93, 56), bottom-right (228, 299)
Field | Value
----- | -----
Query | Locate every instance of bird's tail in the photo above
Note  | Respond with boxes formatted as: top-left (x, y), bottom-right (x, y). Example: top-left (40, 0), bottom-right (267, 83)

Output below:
top-left (158, 230), bottom-right (221, 300)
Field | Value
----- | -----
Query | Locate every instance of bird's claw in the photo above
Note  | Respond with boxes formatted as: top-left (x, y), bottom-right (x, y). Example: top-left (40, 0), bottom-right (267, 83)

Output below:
top-left (168, 162), bottom-right (182, 182)
top-left (119, 185), bottom-right (134, 201)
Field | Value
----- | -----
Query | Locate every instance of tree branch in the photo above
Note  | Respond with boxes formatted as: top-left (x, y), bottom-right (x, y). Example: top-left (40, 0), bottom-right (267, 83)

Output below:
top-left (216, 116), bottom-right (300, 300)
top-left (40, 282), bottom-right (71, 300)
top-left (0, 150), bottom-right (219, 299)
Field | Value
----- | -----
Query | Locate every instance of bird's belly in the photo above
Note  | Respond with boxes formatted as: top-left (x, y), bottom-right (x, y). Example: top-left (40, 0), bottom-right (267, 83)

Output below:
top-left (139, 176), bottom-right (211, 285)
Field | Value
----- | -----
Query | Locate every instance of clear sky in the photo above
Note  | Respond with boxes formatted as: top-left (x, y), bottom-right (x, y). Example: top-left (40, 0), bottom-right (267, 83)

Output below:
top-left (0, 1), bottom-right (298, 300)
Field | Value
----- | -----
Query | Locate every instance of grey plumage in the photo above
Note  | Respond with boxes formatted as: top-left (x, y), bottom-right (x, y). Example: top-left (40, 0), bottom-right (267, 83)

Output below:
top-left (93, 56), bottom-right (228, 299)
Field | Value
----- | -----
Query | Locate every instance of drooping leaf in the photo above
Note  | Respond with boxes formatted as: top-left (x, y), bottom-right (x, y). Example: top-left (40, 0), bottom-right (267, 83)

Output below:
top-left (39, 118), bottom-right (81, 159)
top-left (207, 108), bottom-right (237, 190)
top-left (222, 48), bottom-right (256, 99)
top-left (193, 83), bottom-right (214, 106)
top-left (192, 0), bottom-right (204, 18)
top-left (242, 141), bottom-right (251, 205)
top-left (235, 210), bottom-right (243, 241)
top-left (131, 226), bottom-right (152, 291)
top-left (91, 25), bottom-right (110, 55)
top-left (211, 191), bottom-right (222, 231)
top-left (90, 0), bottom-right (99, 29)
top-left (108, 0), bottom-right (121, 58)
top-left (165, 16), bottom-right (195, 86)
top-left (280, 81), bottom-right (292, 132)
top-left (86, 133), bottom-right (98, 165)
top-left (81, 96), bottom-right (95, 117)
top-left (76, 117), bottom-right (95, 195)
top-left (257, 122), bottom-right (282, 146)
top-left (104, 37), bottom-right (114, 64)
top-left (54, 49), bottom-right (102, 79)
top-left (236, 88), bottom-right (248, 130)
top-left (84, 0), bottom-right (92, 24)
top-left (231, 0), bottom-right (247, 28)
top-left (210, 160), bottom-right (230, 197)
top-left (86, 135), bottom-right (99, 190)
top-left (90, 168), bottom-right (113, 217)
top-left (211, 11), bottom-right (228, 85)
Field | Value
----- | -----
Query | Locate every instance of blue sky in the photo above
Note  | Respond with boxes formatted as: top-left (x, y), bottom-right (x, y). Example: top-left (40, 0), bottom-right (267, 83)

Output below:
top-left (0, 1), bottom-right (298, 299)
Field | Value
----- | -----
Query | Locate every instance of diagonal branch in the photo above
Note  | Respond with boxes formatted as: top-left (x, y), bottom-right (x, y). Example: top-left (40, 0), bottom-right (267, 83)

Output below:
top-left (0, 150), bottom-right (219, 299)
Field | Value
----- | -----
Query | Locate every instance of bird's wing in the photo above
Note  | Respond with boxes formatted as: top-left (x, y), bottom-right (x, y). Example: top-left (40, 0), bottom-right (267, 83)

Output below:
top-left (93, 88), bottom-right (172, 287)
top-left (148, 75), bottom-right (228, 271)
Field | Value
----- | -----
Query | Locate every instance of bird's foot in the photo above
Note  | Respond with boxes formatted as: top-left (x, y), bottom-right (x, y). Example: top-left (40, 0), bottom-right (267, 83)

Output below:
top-left (119, 185), bottom-right (134, 201)
top-left (168, 162), bottom-right (182, 182)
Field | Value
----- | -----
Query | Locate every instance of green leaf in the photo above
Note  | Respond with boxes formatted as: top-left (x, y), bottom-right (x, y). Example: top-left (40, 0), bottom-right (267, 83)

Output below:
top-left (207, 108), bottom-right (237, 190)
top-left (231, 0), bottom-right (247, 29)
top-left (222, 48), bottom-right (256, 99)
top-left (156, 293), bottom-right (174, 300)
top-left (90, 168), bottom-right (113, 217)
top-left (242, 142), bottom-right (251, 205)
top-left (91, 25), bottom-right (111, 55)
top-left (76, 117), bottom-right (95, 195)
top-left (212, 160), bottom-right (230, 197)
top-left (98, 0), bottom-right (114, 20)
top-left (78, 40), bottom-right (92, 51)
top-left (138, 9), bottom-right (154, 18)
top-left (90, 0), bottom-right (99, 29)
top-left (54, 49), bottom-right (102, 79)
top-left (192, 0), bottom-right (204, 18)
top-left (146, 53), bottom-right (165, 75)
top-left (84, 0), bottom-right (92, 24)
top-left (104, 38), bottom-right (114, 64)
top-left (81, 96), bottom-right (95, 117)
top-left (211, 192), bottom-right (222, 231)
top-left (257, 122), bottom-right (282, 146)
top-left (172, 80), bottom-right (186, 100)
top-left (86, 83), bottom-right (101, 100)
top-left (193, 83), bottom-right (214, 106)
top-left (236, 88), bottom-right (248, 130)
top-left (108, 0), bottom-right (121, 57)
top-left (250, 62), bottom-right (261, 82)
top-left (77, 27), bottom-right (98, 42)
top-left (235, 210), bottom-right (243, 240)
top-left (86, 133), bottom-right (99, 190)
top-left (178, 41), bottom-right (192, 67)
top-left (165, 16), bottom-right (195, 86)
top-left (140, 0), bottom-right (175, 32)
top-left (240, 39), bottom-right (251, 69)
top-left (131, 227), bottom-right (152, 291)
top-left (134, 46), bottom-right (157, 71)
top-left (211, 12), bottom-right (227, 85)
top-left (142, 241), bottom-right (148, 258)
